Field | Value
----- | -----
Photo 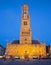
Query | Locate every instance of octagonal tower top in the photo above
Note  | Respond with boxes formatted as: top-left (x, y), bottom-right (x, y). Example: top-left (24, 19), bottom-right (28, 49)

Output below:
top-left (22, 4), bottom-right (28, 14)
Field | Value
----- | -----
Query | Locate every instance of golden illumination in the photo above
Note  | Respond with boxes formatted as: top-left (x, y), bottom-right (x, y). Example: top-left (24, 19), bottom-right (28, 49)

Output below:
top-left (5, 4), bottom-right (46, 59)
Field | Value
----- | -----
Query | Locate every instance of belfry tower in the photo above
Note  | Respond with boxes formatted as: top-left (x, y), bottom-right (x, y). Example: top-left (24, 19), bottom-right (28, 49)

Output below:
top-left (5, 4), bottom-right (46, 59)
top-left (20, 4), bottom-right (32, 44)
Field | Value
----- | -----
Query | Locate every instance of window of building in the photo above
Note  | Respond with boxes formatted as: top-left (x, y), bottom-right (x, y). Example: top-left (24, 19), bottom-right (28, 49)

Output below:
top-left (25, 50), bottom-right (27, 53)
top-left (25, 38), bottom-right (27, 41)
top-left (22, 32), bottom-right (30, 35)
top-left (24, 21), bottom-right (27, 25)
top-left (25, 42), bottom-right (27, 44)
top-left (23, 12), bottom-right (27, 14)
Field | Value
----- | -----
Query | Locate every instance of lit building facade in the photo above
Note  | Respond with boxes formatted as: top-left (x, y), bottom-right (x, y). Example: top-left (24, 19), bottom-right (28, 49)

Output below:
top-left (50, 46), bottom-right (51, 54)
top-left (49, 45), bottom-right (51, 57)
top-left (5, 4), bottom-right (46, 59)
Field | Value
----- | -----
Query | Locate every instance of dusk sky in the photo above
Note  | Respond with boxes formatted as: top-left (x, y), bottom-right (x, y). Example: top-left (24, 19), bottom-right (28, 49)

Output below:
top-left (0, 0), bottom-right (51, 47)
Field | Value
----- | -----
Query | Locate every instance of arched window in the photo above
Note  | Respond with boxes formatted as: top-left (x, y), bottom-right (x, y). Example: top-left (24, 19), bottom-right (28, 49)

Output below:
top-left (24, 21), bottom-right (27, 25)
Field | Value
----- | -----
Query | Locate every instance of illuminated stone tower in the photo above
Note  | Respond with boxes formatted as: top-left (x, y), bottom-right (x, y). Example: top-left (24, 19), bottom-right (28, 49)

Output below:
top-left (5, 4), bottom-right (46, 59)
top-left (20, 4), bottom-right (32, 44)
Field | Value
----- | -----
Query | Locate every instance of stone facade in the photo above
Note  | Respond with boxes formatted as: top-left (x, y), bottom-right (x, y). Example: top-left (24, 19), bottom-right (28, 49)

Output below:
top-left (5, 4), bottom-right (46, 59)
top-left (5, 43), bottom-right (46, 59)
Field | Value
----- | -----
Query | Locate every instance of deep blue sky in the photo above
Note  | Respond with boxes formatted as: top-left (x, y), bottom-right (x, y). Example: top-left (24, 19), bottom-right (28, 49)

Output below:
top-left (0, 0), bottom-right (51, 47)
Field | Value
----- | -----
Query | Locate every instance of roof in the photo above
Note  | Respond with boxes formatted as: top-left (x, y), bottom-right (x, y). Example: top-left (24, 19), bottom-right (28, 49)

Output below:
top-left (32, 40), bottom-right (40, 44)
top-left (11, 40), bottom-right (19, 44)
top-left (11, 40), bottom-right (40, 44)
